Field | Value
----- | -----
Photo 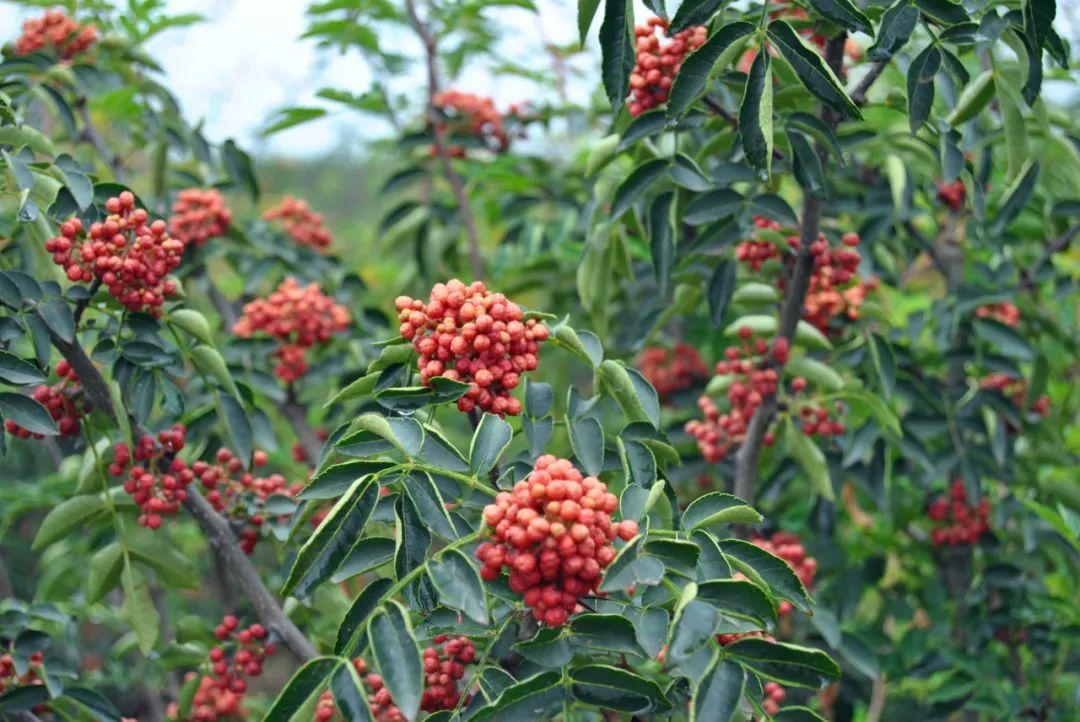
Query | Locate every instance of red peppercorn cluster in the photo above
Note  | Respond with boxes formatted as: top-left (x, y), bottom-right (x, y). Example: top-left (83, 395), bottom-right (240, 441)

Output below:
top-left (790, 375), bottom-right (846, 439)
top-left (395, 279), bottom-right (549, 417)
top-left (975, 302), bottom-right (1020, 328)
top-left (432, 90), bottom-right (509, 152)
top-left (4, 360), bottom-right (89, 439)
top-left (627, 18), bottom-right (707, 117)
top-left (684, 332), bottom-right (787, 463)
top-left (263, 196), bottom-right (333, 249)
top-left (928, 480), bottom-right (990, 546)
top-left (234, 277), bottom-right (350, 384)
top-left (993, 627), bottom-right (1029, 645)
top-left (751, 532), bottom-right (817, 616)
top-left (45, 192), bottom-right (184, 316)
top-left (169, 189), bottom-right (232, 248)
top-left (735, 216), bottom-right (784, 271)
top-left (637, 343), bottom-right (708, 402)
top-left (14, 10), bottom-right (96, 59)
top-left (0, 651), bottom-right (43, 696)
top-left (937, 179), bottom-right (966, 212)
top-left (980, 373), bottom-right (1049, 417)
top-left (795, 231), bottom-right (872, 333)
top-left (476, 455), bottom-right (638, 627)
top-left (762, 681), bottom-right (787, 716)
top-left (111, 424), bottom-right (193, 529)
top-left (191, 448), bottom-right (302, 554)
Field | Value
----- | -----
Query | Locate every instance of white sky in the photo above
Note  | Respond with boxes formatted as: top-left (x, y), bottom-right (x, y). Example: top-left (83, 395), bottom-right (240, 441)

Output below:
top-left (1, 0), bottom-right (598, 156)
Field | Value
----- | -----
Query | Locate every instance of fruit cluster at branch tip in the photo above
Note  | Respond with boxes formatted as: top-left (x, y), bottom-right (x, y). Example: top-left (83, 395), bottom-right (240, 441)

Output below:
top-left (263, 196), bottom-right (333, 249)
top-left (14, 9), bottom-right (96, 59)
top-left (477, 455), bottom-right (638, 626)
top-left (432, 90), bottom-right (509, 153)
top-left (112, 424), bottom-right (192, 529)
top-left (169, 188), bottom-right (233, 248)
top-left (5, 360), bottom-right (89, 439)
top-left (928, 480), bottom-right (990, 546)
top-left (234, 277), bottom-right (350, 383)
top-left (0, 650), bottom-right (44, 701)
top-left (637, 343), bottom-right (709, 402)
top-left (936, 179), bottom-right (967, 212)
top-left (396, 279), bottom-right (549, 416)
top-left (627, 18), bottom-right (707, 117)
top-left (45, 192), bottom-right (185, 316)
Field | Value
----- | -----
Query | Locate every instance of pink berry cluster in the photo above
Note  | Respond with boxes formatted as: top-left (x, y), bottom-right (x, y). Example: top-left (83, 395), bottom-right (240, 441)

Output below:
top-left (976, 302), bottom-right (1020, 328)
top-left (637, 343), bottom-right (708, 402)
top-left (751, 532), bottom-right (817, 616)
top-left (191, 448), bottom-right (302, 554)
top-left (0, 650), bottom-right (44, 698)
top-left (627, 18), bottom-right (708, 117)
top-left (263, 196), bottom-right (333, 249)
top-left (735, 215), bottom-right (784, 271)
top-left (432, 90), bottom-right (509, 153)
top-left (980, 373), bottom-right (1049, 417)
top-left (234, 277), bottom-right (350, 383)
top-left (14, 10), bottom-right (96, 59)
top-left (45, 192), bottom-right (184, 316)
top-left (169, 189), bottom-right (232, 248)
top-left (395, 280), bottom-right (549, 417)
top-left (684, 332), bottom-right (788, 463)
top-left (928, 480), bottom-right (990, 546)
top-left (4, 360), bottom-right (88, 439)
top-left (111, 424), bottom-right (193, 529)
top-left (477, 455), bottom-right (638, 627)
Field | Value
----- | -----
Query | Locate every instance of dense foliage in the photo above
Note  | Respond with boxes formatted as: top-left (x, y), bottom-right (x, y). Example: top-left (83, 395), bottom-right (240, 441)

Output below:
top-left (0, 0), bottom-right (1077, 721)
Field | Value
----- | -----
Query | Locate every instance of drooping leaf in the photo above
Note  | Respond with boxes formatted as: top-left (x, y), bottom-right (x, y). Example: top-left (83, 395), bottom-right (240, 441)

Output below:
top-left (611, 159), bottom-right (670, 220)
top-left (691, 654), bottom-right (744, 722)
top-left (906, 44), bottom-right (941, 134)
top-left (739, 50), bottom-right (773, 180)
top-left (867, 0), bottom-right (919, 60)
top-left (600, 0), bottom-right (635, 112)
top-left (666, 22), bottom-right (756, 121)
top-left (725, 637), bottom-right (841, 688)
top-left (428, 549), bottom-right (488, 624)
top-left (682, 492), bottom-right (762, 530)
top-left (649, 191), bottom-right (675, 297)
top-left (368, 601), bottom-right (423, 721)
top-left (807, 0), bottom-right (872, 35)
top-left (470, 413), bottom-right (513, 475)
top-left (766, 20), bottom-right (861, 118)
top-left (33, 495), bottom-right (105, 549)
top-left (719, 539), bottom-right (812, 613)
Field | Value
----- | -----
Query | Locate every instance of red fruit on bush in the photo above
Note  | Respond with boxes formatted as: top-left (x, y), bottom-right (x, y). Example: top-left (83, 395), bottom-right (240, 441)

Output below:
top-left (637, 343), bottom-right (708, 402)
top-left (263, 196), bottom-right (333, 249)
top-left (626, 18), bottom-right (707, 117)
top-left (169, 189), bottom-right (232, 247)
top-left (14, 10), bottom-right (97, 59)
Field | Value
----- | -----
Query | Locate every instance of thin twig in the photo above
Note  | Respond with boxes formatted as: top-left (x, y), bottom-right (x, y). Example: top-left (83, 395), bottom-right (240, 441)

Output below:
top-left (75, 95), bottom-right (126, 183)
top-left (850, 60), bottom-right (889, 107)
top-left (1020, 221), bottom-right (1080, 292)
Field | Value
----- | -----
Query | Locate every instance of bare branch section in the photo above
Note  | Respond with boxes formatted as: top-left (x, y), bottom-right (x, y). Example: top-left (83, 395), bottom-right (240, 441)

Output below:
top-left (732, 34), bottom-right (847, 503)
top-left (75, 96), bottom-right (126, 183)
top-left (850, 59), bottom-right (888, 107)
top-left (40, 316), bottom-right (318, 662)
top-left (404, 0), bottom-right (484, 281)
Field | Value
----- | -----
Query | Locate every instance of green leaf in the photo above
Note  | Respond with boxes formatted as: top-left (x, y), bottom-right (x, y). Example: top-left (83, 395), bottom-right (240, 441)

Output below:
top-left (946, 69), bottom-right (995, 126)
top-left (685, 189), bottom-right (745, 225)
top-left (671, 0), bottom-right (727, 32)
top-left (692, 654), bottom-right (744, 722)
top-left (471, 672), bottom-right (564, 722)
top-left (222, 139), bottom-right (259, 200)
top-left (670, 153), bottom-right (714, 191)
top-left (62, 687), bottom-right (123, 722)
top-left (649, 191), bottom-right (675, 298)
top-left (87, 542), bottom-right (124, 603)
top-left (600, 0), bottom-right (635, 112)
top-left (335, 577), bottom-right (394, 656)
top-left (332, 537), bottom-right (396, 582)
top-left (37, 299), bottom-right (74, 343)
top-left (789, 130), bottom-right (824, 195)
top-left (611, 159), bottom-right (670, 220)
top-left (719, 539), bottom-right (812, 613)
top-left (998, 76), bottom-right (1028, 182)
top-left (708, 259), bottom-right (738, 327)
top-left (725, 638), bottom-right (840, 688)
top-left (570, 614), bottom-right (645, 655)
top-left (739, 50), bottom-right (773, 180)
top-left (569, 415), bottom-right (605, 476)
top-left (774, 707), bottom-right (830, 722)
top-left (514, 627), bottom-right (573, 667)
top-left (428, 548), bottom-right (488, 623)
top-left (696, 580), bottom-right (778, 626)
top-left (667, 22), bottom-right (756, 120)
top-left (470, 413), bottom-right (513, 475)
top-left (191, 345), bottom-right (241, 399)
top-left (264, 657), bottom-right (339, 721)
top-left (354, 413), bottom-right (425, 457)
top-left (282, 478), bottom-right (379, 597)
top-left (218, 393), bottom-right (253, 469)
top-left (0, 686), bottom-right (50, 711)
top-left (598, 360), bottom-right (660, 428)
top-left (1023, 0), bottom-right (1056, 53)
top-left (578, 0), bottom-right (603, 45)
top-left (807, 0), bottom-right (872, 35)
top-left (785, 419), bottom-right (834, 501)
top-left (913, 0), bottom-right (969, 25)
top-left (169, 308), bottom-right (215, 347)
top-left (121, 558), bottom-right (160, 654)
top-left (262, 107), bottom-right (328, 136)
top-left (767, 20), bottom-right (860, 118)
top-left (0, 351), bottom-right (45, 386)
top-left (867, 0), bottom-right (919, 61)
top-left (906, 44), bottom-right (941, 134)
top-left (992, 160), bottom-right (1039, 235)
top-left (570, 664), bottom-right (672, 714)
top-left (368, 601), bottom-right (423, 720)
top-left (404, 470), bottom-right (458, 541)
top-left (33, 495), bottom-right (105, 550)
top-left (669, 595), bottom-right (720, 664)
top-left (587, 133), bottom-right (620, 175)
top-left (329, 661), bottom-right (374, 722)
top-left (301, 460), bottom-right (393, 500)
top-left (682, 492), bottom-right (762, 530)
top-left (784, 355), bottom-right (844, 391)
top-left (553, 324), bottom-right (603, 367)
top-left (972, 319), bottom-right (1033, 361)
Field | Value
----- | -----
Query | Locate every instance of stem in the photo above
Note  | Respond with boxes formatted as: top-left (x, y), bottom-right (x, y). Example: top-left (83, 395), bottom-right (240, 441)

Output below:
top-left (865, 675), bottom-right (887, 722)
top-left (75, 95), bottom-right (126, 183)
top-left (403, 0), bottom-right (484, 281)
top-left (850, 60), bottom-right (889, 107)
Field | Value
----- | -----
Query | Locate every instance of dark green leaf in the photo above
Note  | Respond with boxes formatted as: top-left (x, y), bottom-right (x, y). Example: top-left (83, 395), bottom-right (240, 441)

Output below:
top-left (789, 130), bottom-right (824, 196)
top-left (774, 707), bottom-right (829, 722)
top-left (683, 492), bottom-right (762, 530)
top-left (404, 470), bottom-right (458, 541)
top-left (972, 319), bottom-right (1033, 361)
top-left (219, 394), bottom-right (253, 470)
top-left (725, 638), bottom-right (840, 688)
top-left (570, 614), bottom-right (645, 655)
top-left (692, 655), bottom-right (744, 722)
top-left (368, 601), bottom-right (423, 720)
top-left (335, 577), bottom-right (394, 656)
top-left (329, 662), bottom-right (374, 722)
top-left (669, 598), bottom-right (719, 663)
top-left (696, 579), bottom-right (778, 626)
top-left (33, 495), bottom-right (105, 550)
top-left (708, 259), bottom-right (737, 326)
top-left (301, 460), bottom-right (393, 500)
top-left (570, 664), bottom-right (672, 713)
top-left (470, 413), bottom-right (513, 475)
top-left (739, 51), bottom-right (773, 179)
top-left (667, 22), bottom-right (756, 121)
top-left (264, 657), bottom-right (339, 721)
top-left (685, 189), bottom-right (744, 225)
top-left (569, 415), bottom-right (605, 476)
top-left (578, 0), bottom-right (603, 44)
top-left (332, 537), bottom-right (396, 582)
top-left (514, 627), bottom-right (573, 666)
top-left (913, 0), bottom-right (969, 25)
top-left (222, 139), bottom-right (259, 200)
top-left (600, 0), bottom-right (635, 111)
top-left (0, 392), bottom-right (57, 436)
top-left (1023, 0), bottom-right (1055, 53)
top-left (767, 20), bottom-right (861, 118)
top-left (428, 549), bottom-right (488, 623)
top-left (719, 539), bottom-right (811, 613)
top-left (611, 159), bottom-right (670, 220)
top-left (807, 0), bottom-right (872, 35)
top-left (670, 0), bottom-right (727, 32)
top-left (0, 351), bottom-right (45, 386)
top-left (867, 0), bottom-right (919, 60)
top-left (471, 672), bottom-right (564, 722)
top-left (37, 299), bottom-right (75, 343)
top-left (992, 160), bottom-right (1039, 234)
top-left (649, 191), bottom-right (675, 297)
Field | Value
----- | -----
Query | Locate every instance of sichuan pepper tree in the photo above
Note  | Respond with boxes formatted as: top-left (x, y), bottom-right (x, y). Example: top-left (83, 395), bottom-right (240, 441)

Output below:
top-left (1, 0), bottom-right (1078, 721)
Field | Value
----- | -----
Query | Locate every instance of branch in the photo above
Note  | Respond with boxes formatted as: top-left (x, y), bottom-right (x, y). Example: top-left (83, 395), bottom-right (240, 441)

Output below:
top-left (1020, 220), bottom-right (1080, 292)
top-left (850, 60), bottom-right (889, 107)
top-left (75, 95), bottom-right (127, 184)
top-left (404, 0), bottom-right (484, 281)
top-left (39, 314), bottom-right (318, 662)
top-left (732, 34), bottom-right (847, 502)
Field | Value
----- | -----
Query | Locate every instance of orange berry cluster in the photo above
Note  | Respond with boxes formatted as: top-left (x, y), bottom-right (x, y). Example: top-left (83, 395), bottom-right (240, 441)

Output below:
top-left (477, 455), bottom-right (638, 627)
top-left (14, 10), bottom-right (96, 59)
top-left (432, 90), bottom-right (508, 152)
top-left (0, 651), bottom-right (43, 696)
top-left (684, 333), bottom-right (788, 463)
top-left (637, 343), bottom-right (708, 402)
top-left (937, 179), bottom-right (966, 212)
top-left (172, 617), bottom-right (274, 722)
top-left (5, 360), bottom-right (88, 439)
top-left (980, 373), bottom-right (1049, 417)
top-left (975, 302), bottom-right (1020, 328)
top-left (928, 480), bottom-right (990, 546)
top-left (234, 277), bottom-right (350, 383)
top-left (735, 216), bottom-right (783, 271)
top-left (169, 189), bottom-right (232, 248)
top-left (191, 448), bottom-right (302, 554)
top-left (751, 531), bottom-right (817, 616)
top-left (627, 18), bottom-right (707, 117)
top-left (395, 280), bottom-right (549, 416)
top-left (45, 192), bottom-right (184, 316)
top-left (112, 424), bottom-right (193, 530)
top-left (794, 231), bottom-right (871, 333)
top-left (263, 196), bottom-right (333, 249)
